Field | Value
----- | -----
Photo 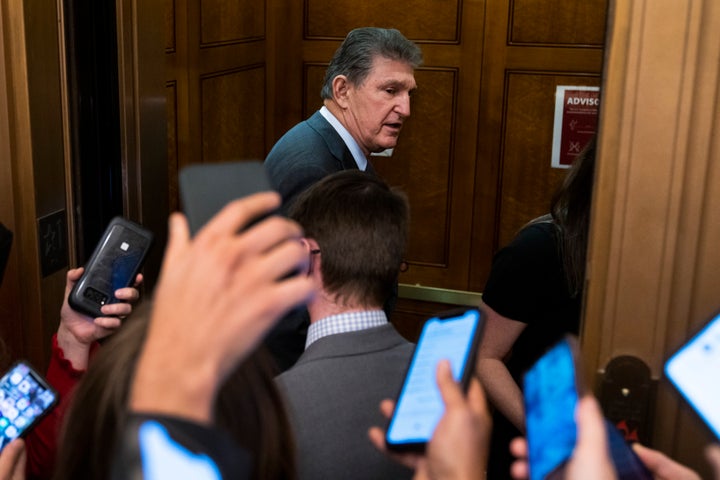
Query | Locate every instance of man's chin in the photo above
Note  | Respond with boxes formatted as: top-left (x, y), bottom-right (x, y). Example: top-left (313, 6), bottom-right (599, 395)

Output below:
top-left (375, 138), bottom-right (399, 151)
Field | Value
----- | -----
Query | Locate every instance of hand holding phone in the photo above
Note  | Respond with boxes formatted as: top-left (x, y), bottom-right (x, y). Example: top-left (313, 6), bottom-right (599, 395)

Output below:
top-left (68, 217), bottom-right (153, 318)
top-left (0, 361), bottom-right (58, 453)
top-left (523, 335), bottom-right (652, 480)
top-left (385, 308), bottom-right (485, 452)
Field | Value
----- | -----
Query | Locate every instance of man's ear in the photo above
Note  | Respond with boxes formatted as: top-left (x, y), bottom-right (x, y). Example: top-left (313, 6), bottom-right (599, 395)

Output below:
top-left (300, 238), bottom-right (321, 276)
top-left (332, 75), bottom-right (350, 108)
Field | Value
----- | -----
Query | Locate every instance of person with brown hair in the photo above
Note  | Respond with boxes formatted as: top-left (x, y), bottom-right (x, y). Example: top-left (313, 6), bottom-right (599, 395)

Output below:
top-left (476, 138), bottom-right (597, 478)
top-left (53, 303), bottom-right (297, 480)
top-left (275, 170), bottom-right (414, 480)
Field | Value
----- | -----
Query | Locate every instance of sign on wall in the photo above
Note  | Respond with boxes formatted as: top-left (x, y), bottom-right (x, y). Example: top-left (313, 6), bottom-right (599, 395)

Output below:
top-left (551, 86), bottom-right (600, 168)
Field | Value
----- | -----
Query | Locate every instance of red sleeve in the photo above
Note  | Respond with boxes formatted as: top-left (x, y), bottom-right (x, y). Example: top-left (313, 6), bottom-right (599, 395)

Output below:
top-left (24, 334), bottom-right (98, 480)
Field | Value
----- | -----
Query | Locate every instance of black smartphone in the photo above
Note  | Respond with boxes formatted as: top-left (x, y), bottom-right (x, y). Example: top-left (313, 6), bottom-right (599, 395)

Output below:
top-left (0, 360), bottom-right (59, 452)
top-left (385, 307), bottom-right (485, 452)
top-left (178, 160), bottom-right (277, 236)
top-left (665, 309), bottom-right (720, 439)
top-left (68, 217), bottom-right (153, 318)
top-left (523, 335), bottom-right (653, 480)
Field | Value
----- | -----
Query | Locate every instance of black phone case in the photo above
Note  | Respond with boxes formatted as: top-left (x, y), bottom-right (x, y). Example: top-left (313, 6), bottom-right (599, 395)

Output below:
top-left (385, 307), bottom-right (485, 452)
top-left (68, 217), bottom-right (153, 318)
top-left (178, 160), bottom-right (276, 236)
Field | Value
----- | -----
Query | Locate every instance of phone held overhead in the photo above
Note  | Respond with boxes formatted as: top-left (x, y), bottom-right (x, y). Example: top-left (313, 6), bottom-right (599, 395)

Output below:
top-left (68, 217), bottom-right (153, 318)
top-left (178, 160), bottom-right (278, 236)
top-left (385, 307), bottom-right (485, 452)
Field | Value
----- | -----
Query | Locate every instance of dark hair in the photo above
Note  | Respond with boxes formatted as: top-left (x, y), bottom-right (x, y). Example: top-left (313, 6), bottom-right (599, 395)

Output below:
top-left (550, 137), bottom-right (596, 297)
top-left (0, 336), bottom-right (9, 372)
top-left (320, 27), bottom-right (423, 100)
top-left (289, 170), bottom-right (409, 308)
top-left (53, 302), bottom-right (297, 480)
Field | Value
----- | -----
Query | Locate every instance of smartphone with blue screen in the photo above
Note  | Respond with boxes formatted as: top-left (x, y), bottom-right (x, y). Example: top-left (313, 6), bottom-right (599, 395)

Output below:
top-left (665, 309), bottom-right (720, 439)
top-left (0, 361), bottom-right (58, 452)
top-left (385, 307), bottom-right (484, 452)
top-left (523, 335), bottom-right (653, 480)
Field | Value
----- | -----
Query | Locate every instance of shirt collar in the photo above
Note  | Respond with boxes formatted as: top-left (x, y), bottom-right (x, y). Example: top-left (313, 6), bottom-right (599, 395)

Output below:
top-left (305, 310), bottom-right (387, 349)
top-left (319, 106), bottom-right (368, 171)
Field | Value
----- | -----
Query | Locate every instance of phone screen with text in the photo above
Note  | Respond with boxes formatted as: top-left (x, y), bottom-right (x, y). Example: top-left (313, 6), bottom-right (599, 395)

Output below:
top-left (385, 309), bottom-right (481, 449)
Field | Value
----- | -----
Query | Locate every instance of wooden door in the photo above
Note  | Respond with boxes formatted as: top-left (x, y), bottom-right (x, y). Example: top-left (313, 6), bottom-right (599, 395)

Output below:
top-left (167, 0), bottom-right (608, 336)
top-left (470, 0), bottom-right (606, 291)
top-left (267, 0), bottom-right (606, 333)
top-left (166, 0), bottom-right (270, 212)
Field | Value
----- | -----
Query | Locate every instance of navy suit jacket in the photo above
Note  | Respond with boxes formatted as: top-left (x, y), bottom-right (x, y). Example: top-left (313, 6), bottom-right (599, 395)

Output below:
top-left (263, 111), bottom-right (379, 373)
top-left (265, 111), bottom-right (374, 213)
top-left (275, 323), bottom-right (414, 480)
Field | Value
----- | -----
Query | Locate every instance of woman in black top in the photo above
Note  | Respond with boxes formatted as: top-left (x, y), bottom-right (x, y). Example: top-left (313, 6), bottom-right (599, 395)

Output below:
top-left (477, 138), bottom-right (596, 478)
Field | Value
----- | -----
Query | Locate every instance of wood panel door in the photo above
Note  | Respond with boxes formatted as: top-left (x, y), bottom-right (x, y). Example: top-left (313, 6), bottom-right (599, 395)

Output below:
top-left (470, 0), bottom-right (606, 291)
top-left (275, 0), bottom-right (484, 292)
top-left (166, 0), bottom-right (270, 212)
top-left (165, 0), bottom-right (608, 331)
top-left (269, 0), bottom-right (606, 296)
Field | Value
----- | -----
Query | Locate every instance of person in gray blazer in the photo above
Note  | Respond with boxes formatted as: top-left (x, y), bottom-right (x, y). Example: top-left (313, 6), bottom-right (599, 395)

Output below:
top-left (265, 27), bottom-right (423, 213)
top-left (275, 170), bottom-right (415, 480)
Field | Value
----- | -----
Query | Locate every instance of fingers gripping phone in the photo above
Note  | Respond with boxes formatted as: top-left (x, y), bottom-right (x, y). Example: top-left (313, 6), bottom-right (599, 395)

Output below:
top-left (68, 217), bottom-right (154, 318)
top-left (178, 160), bottom-right (277, 236)
top-left (523, 335), bottom-right (652, 480)
top-left (665, 309), bottom-right (720, 440)
top-left (385, 307), bottom-right (485, 452)
top-left (0, 361), bottom-right (58, 452)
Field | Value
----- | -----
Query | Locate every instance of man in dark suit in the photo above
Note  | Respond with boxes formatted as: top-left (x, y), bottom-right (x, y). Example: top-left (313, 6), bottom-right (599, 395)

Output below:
top-left (264, 27), bottom-right (421, 372)
top-left (265, 27), bottom-right (422, 213)
top-left (275, 170), bottom-right (415, 480)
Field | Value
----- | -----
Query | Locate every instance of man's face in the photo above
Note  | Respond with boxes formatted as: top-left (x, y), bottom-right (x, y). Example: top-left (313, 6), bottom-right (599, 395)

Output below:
top-left (342, 56), bottom-right (417, 156)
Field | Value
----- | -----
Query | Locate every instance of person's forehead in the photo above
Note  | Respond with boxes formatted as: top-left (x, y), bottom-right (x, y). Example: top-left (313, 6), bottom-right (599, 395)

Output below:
top-left (366, 56), bottom-right (416, 86)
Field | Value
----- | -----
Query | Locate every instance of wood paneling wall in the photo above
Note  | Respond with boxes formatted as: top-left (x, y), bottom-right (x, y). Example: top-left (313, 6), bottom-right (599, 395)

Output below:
top-left (166, 0), bottom-right (607, 336)
top-left (471, 0), bottom-right (606, 291)
top-left (166, 0), bottom-right (269, 212)
top-left (269, 1), bottom-right (607, 294)
top-left (0, 0), bottom-right (71, 369)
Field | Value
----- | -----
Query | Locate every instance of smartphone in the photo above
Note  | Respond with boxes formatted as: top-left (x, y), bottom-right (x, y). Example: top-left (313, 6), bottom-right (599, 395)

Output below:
top-left (665, 309), bottom-right (720, 439)
top-left (523, 335), bottom-right (653, 480)
top-left (0, 361), bottom-right (58, 452)
top-left (68, 217), bottom-right (153, 318)
top-left (178, 160), bottom-right (277, 236)
top-left (385, 307), bottom-right (485, 452)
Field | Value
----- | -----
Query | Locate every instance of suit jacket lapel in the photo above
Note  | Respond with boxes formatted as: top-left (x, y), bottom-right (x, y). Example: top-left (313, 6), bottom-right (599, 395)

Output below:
top-left (306, 112), bottom-right (359, 171)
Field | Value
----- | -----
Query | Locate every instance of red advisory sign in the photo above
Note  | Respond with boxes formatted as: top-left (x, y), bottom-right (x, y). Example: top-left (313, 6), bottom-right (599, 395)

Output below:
top-left (551, 86), bottom-right (600, 168)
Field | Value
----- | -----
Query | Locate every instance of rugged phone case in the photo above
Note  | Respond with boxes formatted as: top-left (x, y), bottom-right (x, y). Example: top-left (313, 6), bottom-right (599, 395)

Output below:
top-left (68, 217), bottom-right (153, 318)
